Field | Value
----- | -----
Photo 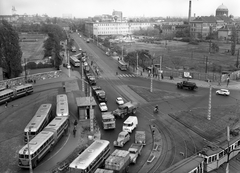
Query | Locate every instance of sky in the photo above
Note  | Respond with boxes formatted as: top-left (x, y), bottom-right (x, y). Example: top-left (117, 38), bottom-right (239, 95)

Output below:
top-left (0, 0), bottom-right (240, 18)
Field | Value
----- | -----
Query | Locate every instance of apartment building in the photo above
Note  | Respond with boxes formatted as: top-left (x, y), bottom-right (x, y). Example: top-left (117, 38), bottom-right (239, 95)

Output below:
top-left (85, 22), bottom-right (153, 37)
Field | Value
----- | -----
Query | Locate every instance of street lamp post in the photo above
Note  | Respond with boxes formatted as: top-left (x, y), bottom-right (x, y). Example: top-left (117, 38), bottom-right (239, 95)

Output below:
top-left (27, 128), bottom-right (33, 173)
top-left (81, 62), bottom-right (85, 92)
top-left (136, 53), bottom-right (139, 76)
top-left (207, 81), bottom-right (212, 120)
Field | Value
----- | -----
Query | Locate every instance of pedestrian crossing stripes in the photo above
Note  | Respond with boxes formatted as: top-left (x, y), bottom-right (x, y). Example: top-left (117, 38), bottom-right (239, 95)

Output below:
top-left (118, 74), bottom-right (136, 78)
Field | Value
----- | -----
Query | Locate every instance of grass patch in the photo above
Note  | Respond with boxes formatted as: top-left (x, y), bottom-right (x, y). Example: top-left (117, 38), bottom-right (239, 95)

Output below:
top-left (128, 85), bottom-right (193, 102)
top-left (170, 105), bottom-right (239, 141)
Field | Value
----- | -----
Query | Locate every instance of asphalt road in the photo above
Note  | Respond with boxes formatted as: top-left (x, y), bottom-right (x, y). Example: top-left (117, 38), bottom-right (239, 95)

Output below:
top-left (12, 33), bottom-right (240, 173)
top-left (70, 33), bottom-right (240, 172)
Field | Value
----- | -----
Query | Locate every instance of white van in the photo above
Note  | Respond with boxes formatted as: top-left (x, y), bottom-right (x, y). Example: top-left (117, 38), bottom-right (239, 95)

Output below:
top-left (123, 116), bottom-right (138, 133)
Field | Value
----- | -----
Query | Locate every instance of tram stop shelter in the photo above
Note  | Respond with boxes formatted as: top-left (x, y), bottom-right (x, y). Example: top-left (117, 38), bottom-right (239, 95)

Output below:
top-left (76, 97), bottom-right (97, 120)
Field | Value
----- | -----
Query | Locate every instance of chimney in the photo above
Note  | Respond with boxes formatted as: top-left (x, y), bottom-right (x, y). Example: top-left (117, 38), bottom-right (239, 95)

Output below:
top-left (188, 0), bottom-right (192, 24)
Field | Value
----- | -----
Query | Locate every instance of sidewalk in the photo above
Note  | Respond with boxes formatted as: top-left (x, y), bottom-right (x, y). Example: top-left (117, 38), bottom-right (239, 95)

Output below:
top-left (130, 66), bottom-right (240, 90)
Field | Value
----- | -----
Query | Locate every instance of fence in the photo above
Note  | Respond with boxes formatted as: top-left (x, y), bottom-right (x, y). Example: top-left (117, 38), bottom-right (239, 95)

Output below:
top-left (0, 70), bottom-right (61, 89)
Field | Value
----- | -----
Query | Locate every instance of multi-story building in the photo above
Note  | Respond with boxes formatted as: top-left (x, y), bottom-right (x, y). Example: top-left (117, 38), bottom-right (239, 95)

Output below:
top-left (190, 4), bottom-right (233, 39)
top-left (112, 10), bottom-right (123, 22)
top-left (85, 22), bottom-right (153, 37)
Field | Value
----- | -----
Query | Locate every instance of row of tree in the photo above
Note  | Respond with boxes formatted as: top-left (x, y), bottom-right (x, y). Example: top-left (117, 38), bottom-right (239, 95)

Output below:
top-left (0, 20), bottom-right (67, 79)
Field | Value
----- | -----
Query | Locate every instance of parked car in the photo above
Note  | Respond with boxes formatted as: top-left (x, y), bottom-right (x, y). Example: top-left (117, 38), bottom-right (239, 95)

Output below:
top-left (216, 89), bottom-right (230, 96)
top-left (99, 102), bottom-right (108, 112)
top-left (116, 97), bottom-right (124, 105)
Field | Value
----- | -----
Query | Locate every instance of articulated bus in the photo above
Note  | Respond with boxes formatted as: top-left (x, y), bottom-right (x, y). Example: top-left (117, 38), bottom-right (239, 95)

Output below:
top-left (0, 84), bottom-right (33, 104)
top-left (56, 94), bottom-right (69, 117)
top-left (69, 140), bottom-right (110, 173)
top-left (118, 60), bottom-right (128, 71)
top-left (18, 116), bottom-right (69, 169)
top-left (24, 104), bottom-right (53, 143)
top-left (70, 56), bottom-right (81, 67)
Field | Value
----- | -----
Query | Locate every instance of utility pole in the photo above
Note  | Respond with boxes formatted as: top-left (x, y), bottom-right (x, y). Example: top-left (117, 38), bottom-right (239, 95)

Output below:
top-left (27, 128), bottom-right (33, 173)
top-left (150, 59), bottom-right (154, 92)
top-left (205, 55), bottom-right (208, 73)
top-left (207, 82), bottom-right (212, 120)
top-left (89, 86), bottom-right (94, 132)
top-left (226, 126), bottom-right (230, 173)
top-left (136, 53), bottom-right (139, 76)
top-left (159, 55), bottom-right (162, 80)
top-left (81, 62), bottom-right (84, 92)
top-left (236, 49), bottom-right (239, 68)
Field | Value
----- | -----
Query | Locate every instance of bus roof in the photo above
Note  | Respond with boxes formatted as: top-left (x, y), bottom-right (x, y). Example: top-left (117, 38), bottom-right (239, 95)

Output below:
top-left (69, 140), bottom-right (110, 170)
top-left (19, 131), bottom-right (54, 155)
top-left (118, 60), bottom-right (127, 65)
top-left (14, 84), bottom-right (33, 90)
top-left (24, 104), bottom-right (52, 132)
top-left (0, 89), bottom-right (14, 95)
top-left (161, 155), bottom-right (204, 173)
top-left (56, 94), bottom-right (69, 116)
top-left (43, 116), bottom-right (69, 133)
top-left (70, 56), bottom-right (80, 62)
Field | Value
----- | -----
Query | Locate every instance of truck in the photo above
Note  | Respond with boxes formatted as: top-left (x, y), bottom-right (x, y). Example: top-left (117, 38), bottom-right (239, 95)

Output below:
top-left (95, 90), bottom-right (107, 102)
top-left (135, 131), bottom-right (146, 145)
top-left (102, 112), bottom-right (116, 130)
top-left (86, 73), bottom-right (96, 85)
top-left (128, 143), bottom-right (143, 164)
top-left (113, 131), bottom-right (130, 147)
top-left (177, 80), bottom-right (198, 90)
top-left (104, 149), bottom-right (130, 173)
top-left (113, 101), bottom-right (138, 119)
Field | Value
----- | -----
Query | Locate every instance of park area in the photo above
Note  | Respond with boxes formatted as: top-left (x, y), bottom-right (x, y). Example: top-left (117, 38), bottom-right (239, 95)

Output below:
top-left (19, 33), bottom-right (46, 62)
top-left (118, 40), bottom-right (240, 74)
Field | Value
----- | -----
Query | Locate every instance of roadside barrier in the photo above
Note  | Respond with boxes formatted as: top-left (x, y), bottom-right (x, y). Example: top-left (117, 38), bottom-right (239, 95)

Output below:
top-left (0, 70), bottom-right (61, 89)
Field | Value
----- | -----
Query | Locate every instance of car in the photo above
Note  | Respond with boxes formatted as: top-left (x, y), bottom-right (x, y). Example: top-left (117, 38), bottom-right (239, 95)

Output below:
top-left (99, 102), bottom-right (108, 112)
top-left (116, 97), bottom-right (124, 105)
top-left (216, 89), bottom-right (230, 96)
top-left (67, 64), bottom-right (71, 69)
top-left (79, 47), bottom-right (82, 51)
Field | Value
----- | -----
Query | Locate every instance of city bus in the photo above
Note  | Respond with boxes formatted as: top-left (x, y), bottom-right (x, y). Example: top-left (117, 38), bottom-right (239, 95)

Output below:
top-left (56, 94), bottom-right (69, 117)
top-left (24, 104), bottom-right (53, 143)
top-left (69, 140), bottom-right (110, 173)
top-left (118, 60), bottom-right (128, 71)
top-left (70, 56), bottom-right (81, 67)
top-left (0, 84), bottom-right (33, 104)
top-left (18, 116), bottom-right (69, 169)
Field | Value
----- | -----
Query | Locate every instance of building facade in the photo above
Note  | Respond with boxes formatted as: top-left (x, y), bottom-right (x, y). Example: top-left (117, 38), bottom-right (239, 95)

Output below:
top-left (85, 22), bottom-right (153, 37)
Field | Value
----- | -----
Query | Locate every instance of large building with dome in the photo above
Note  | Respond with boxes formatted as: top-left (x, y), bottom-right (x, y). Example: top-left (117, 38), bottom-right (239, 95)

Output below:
top-left (216, 4), bottom-right (228, 17)
top-left (190, 4), bottom-right (234, 39)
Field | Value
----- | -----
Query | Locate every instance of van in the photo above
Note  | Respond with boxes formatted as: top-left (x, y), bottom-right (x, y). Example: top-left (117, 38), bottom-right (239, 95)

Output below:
top-left (123, 116), bottom-right (138, 133)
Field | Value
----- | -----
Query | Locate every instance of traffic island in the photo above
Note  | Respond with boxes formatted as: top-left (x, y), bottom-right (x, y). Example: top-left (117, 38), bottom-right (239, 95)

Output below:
top-left (138, 124), bottom-right (163, 173)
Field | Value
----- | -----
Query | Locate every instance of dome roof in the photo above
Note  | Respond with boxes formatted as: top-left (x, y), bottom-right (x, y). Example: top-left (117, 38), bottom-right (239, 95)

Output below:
top-left (216, 4), bottom-right (228, 11)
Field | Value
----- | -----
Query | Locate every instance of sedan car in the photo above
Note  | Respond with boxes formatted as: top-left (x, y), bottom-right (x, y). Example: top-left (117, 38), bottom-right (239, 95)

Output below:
top-left (79, 47), bottom-right (82, 51)
top-left (216, 89), bottom-right (230, 96)
top-left (116, 97), bottom-right (124, 105)
top-left (99, 102), bottom-right (108, 112)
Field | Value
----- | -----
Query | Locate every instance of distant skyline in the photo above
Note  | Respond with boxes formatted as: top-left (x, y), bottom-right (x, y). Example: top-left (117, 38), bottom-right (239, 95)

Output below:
top-left (0, 0), bottom-right (240, 18)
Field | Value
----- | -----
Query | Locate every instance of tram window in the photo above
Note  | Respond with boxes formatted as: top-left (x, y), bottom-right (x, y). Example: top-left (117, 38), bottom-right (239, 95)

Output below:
top-left (208, 157), bottom-right (212, 163)
top-left (204, 158), bottom-right (207, 163)
top-left (219, 151), bottom-right (224, 158)
top-left (238, 140), bottom-right (240, 146)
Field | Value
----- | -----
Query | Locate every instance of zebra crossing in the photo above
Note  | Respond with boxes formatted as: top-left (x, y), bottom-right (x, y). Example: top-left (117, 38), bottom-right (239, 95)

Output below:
top-left (118, 74), bottom-right (136, 78)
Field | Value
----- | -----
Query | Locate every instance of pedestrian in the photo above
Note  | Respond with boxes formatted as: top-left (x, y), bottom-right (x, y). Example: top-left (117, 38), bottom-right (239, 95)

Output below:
top-left (5, 101), bottom-right (8, 108)
top-left (227, 77), bottom-right (230, 87)
top-left (161, 73), bottom-right (164, 79)
top-left (74, 120), bottom-right (78, 128)
top-left (73, 127), bottom-right (76, 138)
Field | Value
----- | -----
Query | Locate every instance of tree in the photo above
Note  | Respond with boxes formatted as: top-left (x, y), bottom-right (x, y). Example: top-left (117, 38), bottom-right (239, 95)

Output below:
top-left (231, 25), bottom-right (237, 56)
top-left (0, 20), bottom-right (23, 78)
top-left (42, 24), bottom-right (66, 69)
